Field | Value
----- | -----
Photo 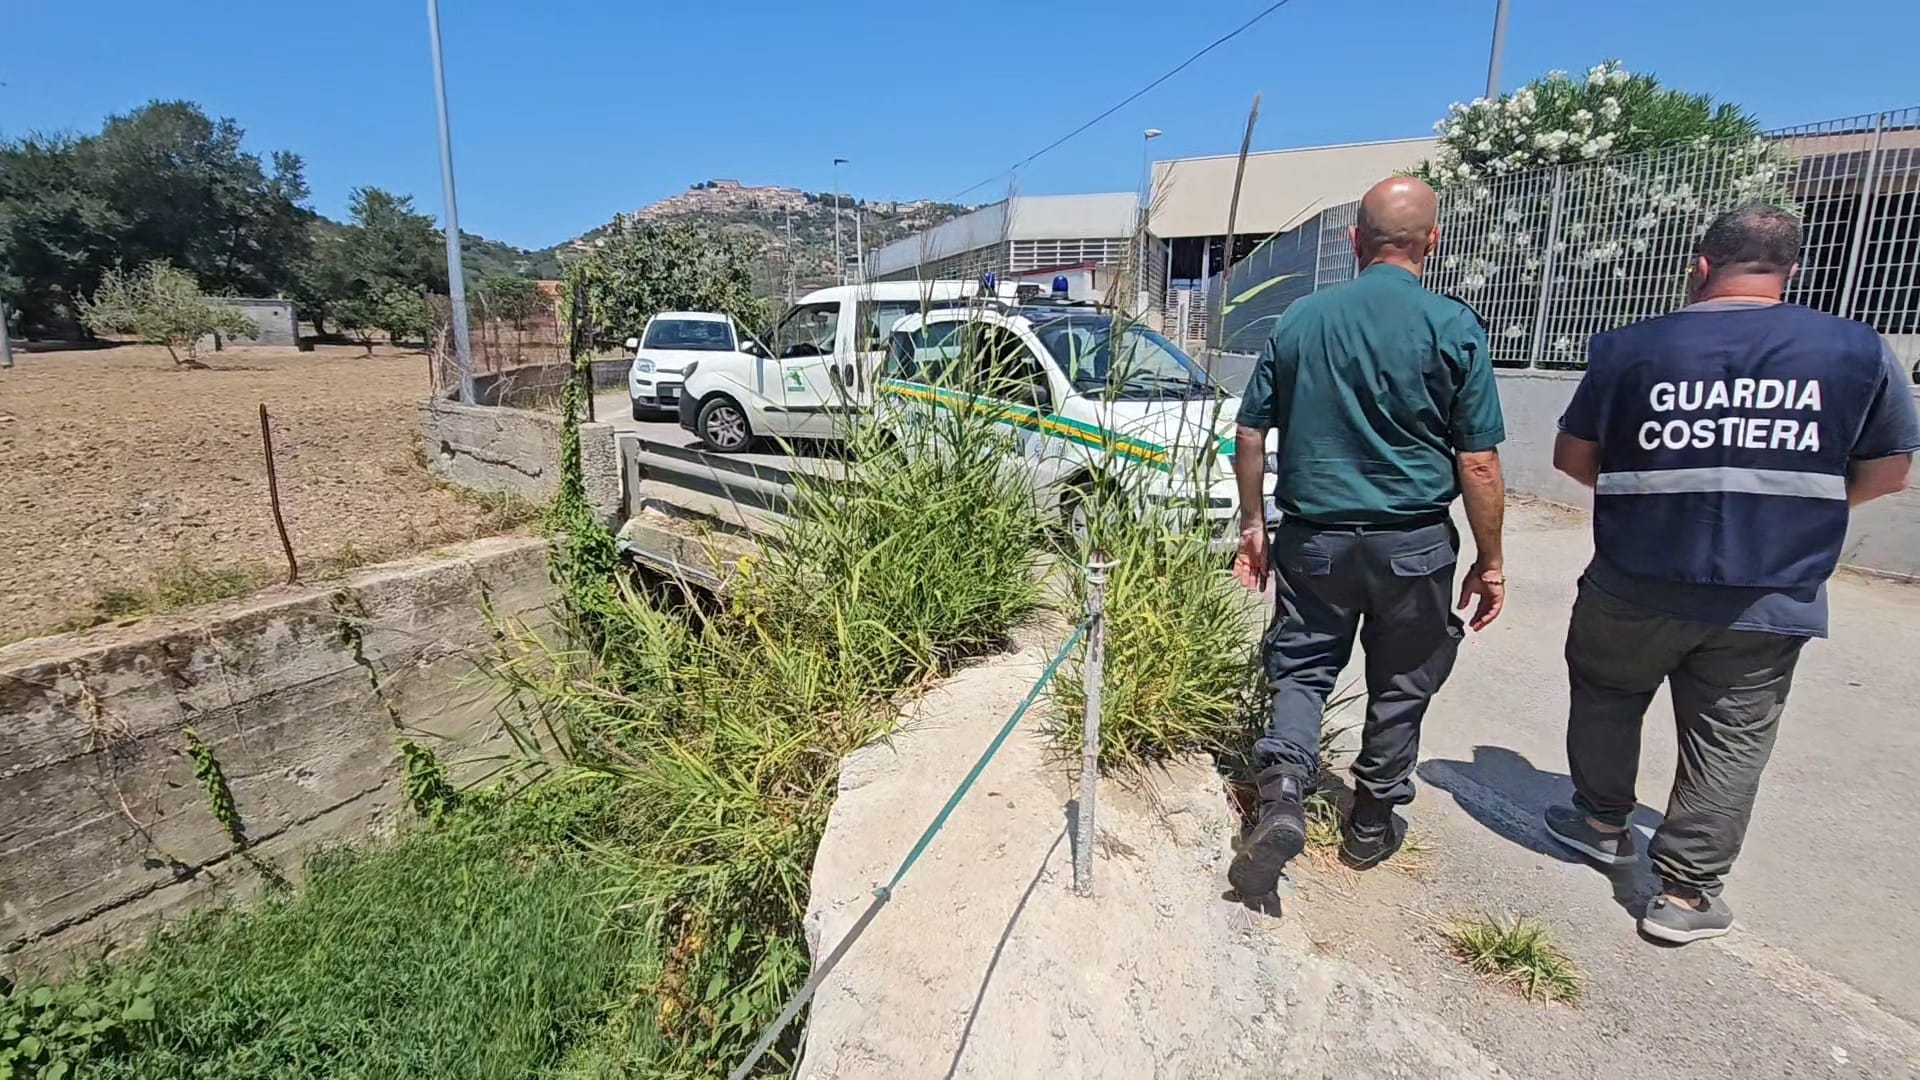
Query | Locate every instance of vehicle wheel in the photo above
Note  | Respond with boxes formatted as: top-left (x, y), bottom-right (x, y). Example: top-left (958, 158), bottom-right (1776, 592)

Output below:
top-left (696, 396), bottom-right (753, 453)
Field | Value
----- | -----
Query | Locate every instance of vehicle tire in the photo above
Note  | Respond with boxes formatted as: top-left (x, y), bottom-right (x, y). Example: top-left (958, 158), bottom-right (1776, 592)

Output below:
top-left (695, 395), bottom-right (754, 453)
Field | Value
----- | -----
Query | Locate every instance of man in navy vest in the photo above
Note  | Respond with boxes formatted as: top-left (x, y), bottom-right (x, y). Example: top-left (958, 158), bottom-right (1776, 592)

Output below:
top-left (1545, 204), bottom-right (1919, 944)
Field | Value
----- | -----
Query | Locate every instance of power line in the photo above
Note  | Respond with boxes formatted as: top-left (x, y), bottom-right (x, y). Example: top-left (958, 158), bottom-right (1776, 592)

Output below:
top-left (945, 0), bottom-right (1303, 203)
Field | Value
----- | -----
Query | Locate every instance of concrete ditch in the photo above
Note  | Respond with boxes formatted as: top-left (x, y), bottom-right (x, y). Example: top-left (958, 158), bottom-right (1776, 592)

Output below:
top-left (0, 535), bottom-right (553, 968)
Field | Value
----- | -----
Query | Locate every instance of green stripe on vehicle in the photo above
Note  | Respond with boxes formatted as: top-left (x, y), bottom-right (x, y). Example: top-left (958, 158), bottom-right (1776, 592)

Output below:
top-left (879, 379), bottom-right (1174, 470)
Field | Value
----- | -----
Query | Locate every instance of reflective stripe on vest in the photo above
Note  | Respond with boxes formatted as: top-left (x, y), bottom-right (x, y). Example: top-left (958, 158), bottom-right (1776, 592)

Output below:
top-left (1595, 466), bottom-right (1847, 500)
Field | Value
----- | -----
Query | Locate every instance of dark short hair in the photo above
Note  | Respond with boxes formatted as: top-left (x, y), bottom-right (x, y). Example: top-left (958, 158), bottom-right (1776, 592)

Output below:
top-left (1697, 203), bottom-right (1803, 275)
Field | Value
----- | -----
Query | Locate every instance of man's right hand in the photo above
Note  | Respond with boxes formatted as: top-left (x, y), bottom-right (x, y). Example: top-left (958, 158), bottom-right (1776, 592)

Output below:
top-left (1456, 558), bottom-right (1506, 631)
top-left (1234, 524), bottom-right (1269, 591)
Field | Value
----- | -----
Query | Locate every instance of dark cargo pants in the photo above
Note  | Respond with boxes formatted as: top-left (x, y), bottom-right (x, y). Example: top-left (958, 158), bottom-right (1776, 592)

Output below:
top-left (1565, 580), bottom-right (1804, 896)
top-left (1255, 519), bottom-right (1466, 807)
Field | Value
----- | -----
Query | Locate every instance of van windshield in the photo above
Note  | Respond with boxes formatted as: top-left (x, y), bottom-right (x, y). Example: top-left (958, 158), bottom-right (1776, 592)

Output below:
top-left (1031, 316), bottom-right (1217, 400)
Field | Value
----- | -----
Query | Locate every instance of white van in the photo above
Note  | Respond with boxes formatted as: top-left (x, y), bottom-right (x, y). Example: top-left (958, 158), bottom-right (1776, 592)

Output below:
top-left (877, 301), bottom-right (1276, 538)
top-left (676, 281), bottom-right (1000, 451)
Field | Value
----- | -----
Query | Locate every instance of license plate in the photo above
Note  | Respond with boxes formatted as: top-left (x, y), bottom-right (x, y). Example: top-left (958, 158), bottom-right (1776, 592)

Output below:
top-left (658, 388), bottom-right (678, 403)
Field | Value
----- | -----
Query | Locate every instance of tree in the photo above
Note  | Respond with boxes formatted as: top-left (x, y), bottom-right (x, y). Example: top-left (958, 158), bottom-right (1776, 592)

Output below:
top-left (372, 285), bottom-right (431, 347)
top-left (341, 187), bottom-right (445, 295)
top-left (78, 261), bottom-right (256, 366)
top-left (1411, 61), bottom-right (1792, 365)
top-left (0, 101), bottom-right (311, 335)
top-left (560, 217), bottom-right (773, 346)
top-left (476, 273), bottom-right (547, 329)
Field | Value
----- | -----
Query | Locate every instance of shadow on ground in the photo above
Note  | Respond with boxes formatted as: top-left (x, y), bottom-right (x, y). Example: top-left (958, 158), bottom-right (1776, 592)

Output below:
top-left (1419, 744), bottom-right (1664, 915)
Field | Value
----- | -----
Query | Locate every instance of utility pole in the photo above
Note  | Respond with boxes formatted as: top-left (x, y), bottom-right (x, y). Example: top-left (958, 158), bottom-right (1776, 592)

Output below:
top-left (427, 0), bottom-right (474, 404)
top-left (785, 208), bottom-right (797, 301)
top-left (1484, 0), bottom-right (1512, 99)
top-left (853, 206), bottom-right (865, 285)
top-left (1138, 128), bottom-right (1162, 318)
top-left (832, 157), bottom-right (848, 285)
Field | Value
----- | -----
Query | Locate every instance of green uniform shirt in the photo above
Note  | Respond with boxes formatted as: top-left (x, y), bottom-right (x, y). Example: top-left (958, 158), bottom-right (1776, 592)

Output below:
top-left (1236, 263), bottom-right (1505, 526)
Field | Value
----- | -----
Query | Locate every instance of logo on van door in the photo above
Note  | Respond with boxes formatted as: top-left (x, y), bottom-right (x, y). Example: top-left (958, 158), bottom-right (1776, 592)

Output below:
top-left (786, 370), bottom-right (805, 392)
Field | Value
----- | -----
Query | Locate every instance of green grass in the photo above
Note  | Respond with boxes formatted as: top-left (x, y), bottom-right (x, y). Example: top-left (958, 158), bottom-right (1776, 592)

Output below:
top-left (1438, 913), bottom-right (1584, 1003)
top-left (38, 787), bottom-right (635, 1080)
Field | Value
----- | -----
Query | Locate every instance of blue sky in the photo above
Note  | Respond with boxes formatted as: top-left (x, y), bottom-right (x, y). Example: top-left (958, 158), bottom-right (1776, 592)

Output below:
top-left (5, 0), bottom-right (1916, 249)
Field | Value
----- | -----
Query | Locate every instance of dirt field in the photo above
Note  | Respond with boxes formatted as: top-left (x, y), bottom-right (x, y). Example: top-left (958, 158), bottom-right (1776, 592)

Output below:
top-left (0, 343), bottom-right (536, 643)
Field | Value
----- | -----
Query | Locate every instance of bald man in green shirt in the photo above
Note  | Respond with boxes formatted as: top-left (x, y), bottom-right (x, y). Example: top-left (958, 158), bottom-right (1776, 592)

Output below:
top-left (1227, 177), bottom-right (1509, 901)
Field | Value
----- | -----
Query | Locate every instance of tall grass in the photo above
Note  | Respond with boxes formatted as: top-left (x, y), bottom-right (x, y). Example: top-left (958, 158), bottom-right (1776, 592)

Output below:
top-left (492, 375), bottom-right (1046, 1076)
top-left (1047, 494), bottom-right (1259, 772)
top-left (1043, 305), bottom-right (1262, 774)
top-left (59, 787), bottom-right (630, 1080)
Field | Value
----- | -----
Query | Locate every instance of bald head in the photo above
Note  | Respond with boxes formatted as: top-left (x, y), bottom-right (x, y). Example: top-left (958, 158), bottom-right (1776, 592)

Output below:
top-left (1352, 177), bottom-right (1439, 270)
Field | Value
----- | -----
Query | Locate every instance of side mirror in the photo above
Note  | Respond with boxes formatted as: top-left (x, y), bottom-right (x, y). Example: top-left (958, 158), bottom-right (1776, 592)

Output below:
top-left (741, 338), bottom-right (766, 358)
top-left (624, 337), bottom-right (640, 351)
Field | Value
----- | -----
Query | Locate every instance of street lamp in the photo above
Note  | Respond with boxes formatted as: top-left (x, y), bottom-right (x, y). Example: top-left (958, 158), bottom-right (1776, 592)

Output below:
top-left (426, 0), bottom-right (473, 403)
top-left (832, 157), bottom-right (849, 285)
top-left (1485, 0), bottom-right (1511, 99)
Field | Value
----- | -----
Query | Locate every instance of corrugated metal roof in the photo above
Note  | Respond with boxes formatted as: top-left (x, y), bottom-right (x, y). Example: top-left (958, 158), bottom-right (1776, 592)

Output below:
top-left (867, 193), bottom-right (1137, 278)
top-left (1148, 137), bottom-right (1439, 239)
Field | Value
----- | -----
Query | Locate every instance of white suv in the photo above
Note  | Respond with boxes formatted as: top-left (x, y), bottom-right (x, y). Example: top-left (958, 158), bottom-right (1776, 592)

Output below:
top-left (626, 311), bottom-right (747, 420)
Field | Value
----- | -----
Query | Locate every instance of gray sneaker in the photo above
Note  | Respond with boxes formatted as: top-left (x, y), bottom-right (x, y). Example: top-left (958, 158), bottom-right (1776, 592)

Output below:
top-left (1642, 892), bottom-right (1734, 944)
top-left (1542, 804), bottom-right (1637, 865)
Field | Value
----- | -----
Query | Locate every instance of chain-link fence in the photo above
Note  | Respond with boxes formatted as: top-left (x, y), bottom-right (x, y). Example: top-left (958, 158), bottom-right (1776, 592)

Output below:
top-left (1222, 107), bottom-right (1920, 372)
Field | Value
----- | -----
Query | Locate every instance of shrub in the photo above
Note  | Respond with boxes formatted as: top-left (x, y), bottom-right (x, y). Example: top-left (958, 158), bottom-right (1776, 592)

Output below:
top-left (77, 261), bottom-right (256, 367)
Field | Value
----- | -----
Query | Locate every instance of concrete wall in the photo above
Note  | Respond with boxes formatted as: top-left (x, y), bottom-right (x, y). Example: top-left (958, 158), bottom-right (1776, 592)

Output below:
top-left (468, 360), bottom-right (627, 409)
top-left (0, 536), bottom-right (553, 967)
top-left (208, 298), bottom-right (299, 349)
top-left (1494, 371), bottom-right (1920, 578)
top-left (419, 400), bottom-right (622, 524)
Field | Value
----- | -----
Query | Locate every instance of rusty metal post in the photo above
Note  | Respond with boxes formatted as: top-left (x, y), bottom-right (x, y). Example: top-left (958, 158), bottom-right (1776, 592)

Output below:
top-left (259, 404), bottom-right (299, 584)
top-left (1075, 552), bottom-right (1113, 897)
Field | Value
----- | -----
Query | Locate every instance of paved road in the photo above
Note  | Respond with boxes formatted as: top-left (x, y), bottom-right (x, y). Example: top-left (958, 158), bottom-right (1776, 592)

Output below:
top-left (1259, 499), bottom-right (1920, 1075)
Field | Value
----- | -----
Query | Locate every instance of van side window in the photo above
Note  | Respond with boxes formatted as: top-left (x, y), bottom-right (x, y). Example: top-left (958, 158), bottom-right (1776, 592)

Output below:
top-left (774, 302), bottom-right (839, 359)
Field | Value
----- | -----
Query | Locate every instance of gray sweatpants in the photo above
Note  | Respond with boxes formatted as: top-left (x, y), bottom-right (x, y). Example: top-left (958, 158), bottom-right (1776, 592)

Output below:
top-left (1565, 580), bottom-right (1806, 896)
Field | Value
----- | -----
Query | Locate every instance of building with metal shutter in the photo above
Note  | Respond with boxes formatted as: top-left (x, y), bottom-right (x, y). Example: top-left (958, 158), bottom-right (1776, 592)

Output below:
top-left (866, 193), bottom-right (1159, 305)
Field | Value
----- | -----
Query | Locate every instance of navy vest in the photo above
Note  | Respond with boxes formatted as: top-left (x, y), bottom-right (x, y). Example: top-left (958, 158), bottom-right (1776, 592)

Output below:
top-left (1586, 303), bottom-right (1884, 588)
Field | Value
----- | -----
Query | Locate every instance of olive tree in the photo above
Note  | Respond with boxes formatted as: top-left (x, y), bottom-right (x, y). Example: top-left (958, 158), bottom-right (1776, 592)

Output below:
top-left (561, 217), bottom-right (777, 346)
top-left (78, 261), bottom-right (256, 367)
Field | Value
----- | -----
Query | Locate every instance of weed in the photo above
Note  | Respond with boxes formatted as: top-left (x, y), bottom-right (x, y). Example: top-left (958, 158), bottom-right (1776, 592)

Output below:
top-left (0, 973), bottom-right (156, 1078)
top-left (1438, 913), bottom-right (1584, 1003)
top-left (488, 321), bottom-right (1047, 1076)
top-left (84, 555), bottom-right (265, 625)
top-left (183, 727), bottom-right (243, 845)
top-left (398, 738), bottom-right (459, 821)
top-left (442, 482), bottom-right (545, 534)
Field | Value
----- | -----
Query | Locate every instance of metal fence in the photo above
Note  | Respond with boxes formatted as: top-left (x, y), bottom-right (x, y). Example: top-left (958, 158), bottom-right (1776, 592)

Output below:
top-left (1295, 107), bottom-right (1920, 371)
